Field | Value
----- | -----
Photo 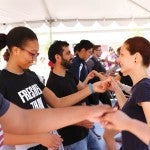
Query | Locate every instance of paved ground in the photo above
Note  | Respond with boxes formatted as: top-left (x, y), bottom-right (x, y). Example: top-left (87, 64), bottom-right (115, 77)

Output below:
top-left (94, 122), bottom-right (122, 150)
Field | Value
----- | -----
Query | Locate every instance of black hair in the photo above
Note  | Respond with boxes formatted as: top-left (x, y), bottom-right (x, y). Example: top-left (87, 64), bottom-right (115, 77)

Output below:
top-left (0, 26), bottom-right (38, 51)
top-left (76, 40), bottom-right (94, 52)
top-left (73, 43), bottom-right (80, 54)
top-left (48, 40), bottom-right (69, 63)
top-left (93, 45), bottom-right (101, 52)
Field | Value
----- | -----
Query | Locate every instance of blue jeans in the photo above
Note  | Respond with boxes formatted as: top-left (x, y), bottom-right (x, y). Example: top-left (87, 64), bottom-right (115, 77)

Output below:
top-left (64, 129), bottom-right (102, 150)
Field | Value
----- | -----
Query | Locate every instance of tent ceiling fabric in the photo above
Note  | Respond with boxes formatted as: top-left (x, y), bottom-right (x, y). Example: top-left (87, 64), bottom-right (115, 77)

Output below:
top-left (0, 0), bottom-right (150, 26)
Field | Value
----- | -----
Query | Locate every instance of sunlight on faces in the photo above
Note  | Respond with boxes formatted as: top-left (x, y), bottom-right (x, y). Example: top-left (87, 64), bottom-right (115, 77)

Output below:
top-left (61, 46), bottom-right (74, 69)
top-left (119, 44), bottom-right (136, 76)
top-left (18, 40), bottom-right (39, 69)
top-left (62, 46), bottom-right (73, 62)
top-left (82, 48), bottom-right (92, 61)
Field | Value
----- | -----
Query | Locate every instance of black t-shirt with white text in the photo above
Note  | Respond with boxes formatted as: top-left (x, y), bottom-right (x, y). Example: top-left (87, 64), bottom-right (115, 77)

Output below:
top-left (0, 69), bottom-right (49, 149)
top-left (46, 71), bottom-right (89, 146)
top-left (0, 69), bottom-right (48, 109)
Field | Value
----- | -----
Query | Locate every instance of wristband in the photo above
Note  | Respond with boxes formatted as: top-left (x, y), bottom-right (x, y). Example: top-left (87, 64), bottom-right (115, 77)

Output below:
top-left (88, 83), bottom-right (95, 94)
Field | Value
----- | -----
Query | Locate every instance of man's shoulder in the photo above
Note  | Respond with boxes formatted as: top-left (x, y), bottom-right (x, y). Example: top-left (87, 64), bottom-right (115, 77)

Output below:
top-left (72, 56), bottom-right (82, 64)
top-left (86, 57), bottom-right (94, 66)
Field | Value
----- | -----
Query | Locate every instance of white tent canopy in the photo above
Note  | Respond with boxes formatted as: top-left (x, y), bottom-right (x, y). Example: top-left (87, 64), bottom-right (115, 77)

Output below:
top-left (0, 0), bottom-right (150, 78)
top-left (0, 0), bottom-right (150, 47)
top-left (0, 0), bottom-right (150, 27)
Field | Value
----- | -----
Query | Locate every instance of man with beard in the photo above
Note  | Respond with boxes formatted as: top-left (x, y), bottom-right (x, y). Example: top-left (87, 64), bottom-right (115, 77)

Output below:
top-left (46, 40), bottom-right (102, 150)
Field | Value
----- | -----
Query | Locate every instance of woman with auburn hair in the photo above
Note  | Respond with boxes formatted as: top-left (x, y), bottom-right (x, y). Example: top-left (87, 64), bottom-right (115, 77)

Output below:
top-left (104, 36), bottom-right (150, 150)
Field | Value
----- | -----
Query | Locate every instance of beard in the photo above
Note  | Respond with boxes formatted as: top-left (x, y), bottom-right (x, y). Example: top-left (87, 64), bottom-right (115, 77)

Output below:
top-left (61, 58), bottom-right (73, 69)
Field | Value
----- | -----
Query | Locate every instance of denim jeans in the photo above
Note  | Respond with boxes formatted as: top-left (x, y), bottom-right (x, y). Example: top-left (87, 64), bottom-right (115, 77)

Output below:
top-left (64, 129), bottom-right (102, 150)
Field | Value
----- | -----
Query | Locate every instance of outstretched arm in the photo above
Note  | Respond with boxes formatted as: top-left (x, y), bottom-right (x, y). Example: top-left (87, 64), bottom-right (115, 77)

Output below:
top-left (109, 78), bottom-right (127, 109)
top-left (0, 102), bottom-right (115, 135)
top-left (44, 79), bottom-right (109, 108)
top-left (4, 132), bottom-right (63, 149)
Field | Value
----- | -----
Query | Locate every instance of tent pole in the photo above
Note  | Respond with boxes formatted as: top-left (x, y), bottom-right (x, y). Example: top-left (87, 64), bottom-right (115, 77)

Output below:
top-left (49, 21), bottom-right (52, 43)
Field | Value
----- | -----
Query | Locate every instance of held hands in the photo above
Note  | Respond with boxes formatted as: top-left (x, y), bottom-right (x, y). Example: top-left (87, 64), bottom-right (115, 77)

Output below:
top-left (109, 77), bottom-right (122, 92)
top-left (93, 76), bottom-right (121, 92)
top-left (87, 105), bottom-right (117, 123)
top-left (93, 78), bottom-right (111, 93)
top-left (100, 110), bottom-right (130, 132)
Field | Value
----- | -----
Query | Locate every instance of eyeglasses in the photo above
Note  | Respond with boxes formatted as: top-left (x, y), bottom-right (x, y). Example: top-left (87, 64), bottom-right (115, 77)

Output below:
top-left (21, 48), bottom-right (39, 58)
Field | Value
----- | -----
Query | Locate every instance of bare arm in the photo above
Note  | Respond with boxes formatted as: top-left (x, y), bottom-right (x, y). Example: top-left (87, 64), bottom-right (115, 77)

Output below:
top-left (103, 129), bottom-right (119, 150)
top-left (43, 80), bottom-right (108, 108)
top-left (77, 71), bottom-right (99, 90)
top-left (82, 70), bottom-right (98, 85)
top-left (127, 119), bottom-right (150, 146)
top-left (110, 78), bottom-right (127, 109)
top-left (0, 103), bottom-right (114, 135)
top-left (76, 80), bottom-right (87, 90)
top-left (4, 132), bottom-right (63, 148)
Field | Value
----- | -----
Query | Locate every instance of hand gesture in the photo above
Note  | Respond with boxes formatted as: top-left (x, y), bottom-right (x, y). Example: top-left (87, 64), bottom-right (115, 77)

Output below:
top-left (100, 110), bottom-right (130, 132)
top-left (38, 132), bottom-right (63, 149)
top-left (87, 105), bottom-right (117, 123)
top-left (93, 78), bottom-right (111, 93)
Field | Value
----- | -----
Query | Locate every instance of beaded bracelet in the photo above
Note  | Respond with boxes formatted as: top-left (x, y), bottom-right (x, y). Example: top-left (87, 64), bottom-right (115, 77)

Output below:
top-left (88, 83), bottom-right (95, 94)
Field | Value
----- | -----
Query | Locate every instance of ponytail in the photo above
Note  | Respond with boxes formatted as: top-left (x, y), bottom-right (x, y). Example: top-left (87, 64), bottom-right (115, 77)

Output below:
top-left (0, 34), bottom-right (7, 50)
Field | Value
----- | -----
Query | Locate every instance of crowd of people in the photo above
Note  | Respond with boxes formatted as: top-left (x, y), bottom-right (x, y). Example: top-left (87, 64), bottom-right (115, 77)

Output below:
top-left (0, 26), bottom-right (150, 150)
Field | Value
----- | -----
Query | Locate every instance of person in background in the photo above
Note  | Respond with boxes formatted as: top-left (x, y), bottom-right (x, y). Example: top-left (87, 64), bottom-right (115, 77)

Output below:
top-left (69, 40), bottom-right (93, 82)
top-left (73, 43), bottom-right (80, 56)
top-left (86, 45), bottom-right (112, 106)
top-left (69, 40), bottom-right (105, 140)
top-left (86, 45), bottom-right (105, 73)
top-left (104, 47), bottom-right (117, 71)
